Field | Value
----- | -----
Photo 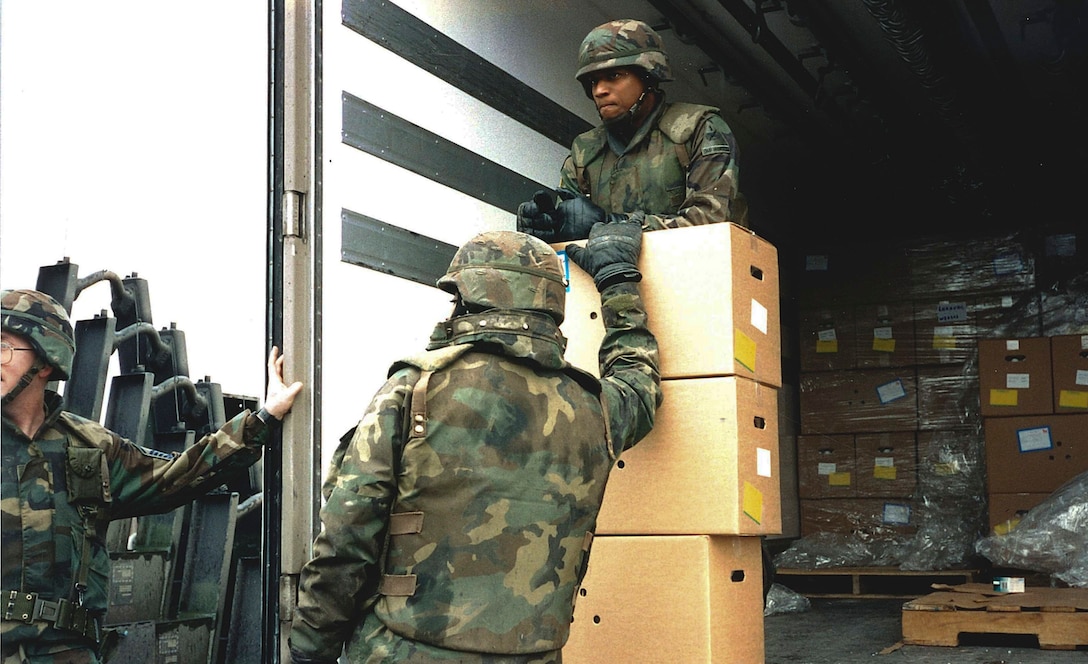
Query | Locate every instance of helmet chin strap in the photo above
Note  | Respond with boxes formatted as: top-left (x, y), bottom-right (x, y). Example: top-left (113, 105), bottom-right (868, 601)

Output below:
top-left (1, 361), bottom-right (44, 406)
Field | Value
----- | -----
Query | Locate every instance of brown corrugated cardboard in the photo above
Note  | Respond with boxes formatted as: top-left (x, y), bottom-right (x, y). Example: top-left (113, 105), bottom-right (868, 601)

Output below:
top-left (797, 433), bottom-right (856, 499)
top-left (983, 413), bottom-right (1088, 493)
top-left (913, 298), bottom-right (977, 366)
top-left (595, 377), bottom-right (780, 535)
top-left (774, 383), bottom-right (801, 539)
top-left (556, 222), bottom-right (781, 385)
top-left (916, 365), bottom-right (980, 430)
top-left (800, 497), bottom-right (920, 537)
top-left (799, 305), bottom-right (856, 372)
top-left (799, 368), bottom-right (918, 434)
top-left (855, 431), bottom-right (917, 498)
top-left (978, 337), bottom-right (1053, 417)
top-left (854, 301), bottom-right (916, 369)
top-left (987, 492), bottom-right (1050, 533)
top-left (1051, 333), bottom-right (1088, 413)
top-left (565, 535), bottom-right (764, 664)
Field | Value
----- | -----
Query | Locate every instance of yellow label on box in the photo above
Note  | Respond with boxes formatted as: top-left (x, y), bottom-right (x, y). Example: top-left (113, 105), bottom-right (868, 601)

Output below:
top-left (743, 481), bottom-right (763, 524)
top-left (828, 471), bottom-right (851, 487)
top-left (816, 339), bottom-right (838, 354)
top-left (734, 328), bottom-right (757, 372)
top-left (989, 388), bottom-right (1019, 407)
top-left (932, 335), bottom-right (956, 350)
top-left (873, 465), bottom-right (897, 480)
top-left (872, 338), bottom-right (896, 353)
top-left (1059, 389), bottom-right (1088, 409)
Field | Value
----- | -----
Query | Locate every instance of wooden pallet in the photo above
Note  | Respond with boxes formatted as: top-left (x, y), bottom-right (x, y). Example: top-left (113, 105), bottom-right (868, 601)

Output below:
top-left (775, 566), bottom-right (976, 599)
top-left (902, 584), bottom-right (1088, 650)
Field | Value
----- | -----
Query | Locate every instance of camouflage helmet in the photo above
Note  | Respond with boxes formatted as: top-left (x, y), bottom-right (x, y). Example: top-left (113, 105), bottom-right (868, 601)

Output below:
top-left (437, 231), bottom-right (567, 324)
top-left (1, 289), bottom-right (76, 380)
top-left (576, 19), bottom-right (673, 87)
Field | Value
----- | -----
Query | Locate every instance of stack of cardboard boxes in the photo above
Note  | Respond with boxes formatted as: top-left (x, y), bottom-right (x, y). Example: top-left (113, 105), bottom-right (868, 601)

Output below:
top-left (555, 223), bottom-right (782, 663)
top-left (980, 334), bottom-right (1088, 533)
top-left (791, 229), bottom-right (1086, 570)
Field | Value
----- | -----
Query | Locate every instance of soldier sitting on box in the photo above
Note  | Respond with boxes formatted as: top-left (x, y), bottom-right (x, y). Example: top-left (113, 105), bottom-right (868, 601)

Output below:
top-left (517, 18), bottom-right (748, 244)
top-left (1, 288), bottom-right (303, 664)
top-left (289, 225), bottom-right (662, 664)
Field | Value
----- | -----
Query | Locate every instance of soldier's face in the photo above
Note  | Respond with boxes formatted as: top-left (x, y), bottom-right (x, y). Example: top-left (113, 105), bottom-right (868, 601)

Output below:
top-left (0, 331), bottom-right (43, 397)
top-left (587, 67), bottom-right (647, 122)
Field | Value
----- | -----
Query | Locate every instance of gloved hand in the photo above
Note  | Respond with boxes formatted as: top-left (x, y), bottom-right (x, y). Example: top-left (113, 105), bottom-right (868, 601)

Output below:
top-left (518, 188), bottom-right (626, 243)
top-left (565, 220), bottom-right (643, 292)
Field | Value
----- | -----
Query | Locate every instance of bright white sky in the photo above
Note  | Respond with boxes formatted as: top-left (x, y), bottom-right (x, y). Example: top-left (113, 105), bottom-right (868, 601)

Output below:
top-left (0, 2), bottom-right (268, 402)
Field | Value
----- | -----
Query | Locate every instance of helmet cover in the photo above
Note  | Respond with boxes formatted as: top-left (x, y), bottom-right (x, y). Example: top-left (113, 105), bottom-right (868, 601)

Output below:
top-left (437, 231), bottom-right (567, 324)
top-left (576, 19), bottom-right (673, 86)
top-left (1, 289), bottom-right (75, 380)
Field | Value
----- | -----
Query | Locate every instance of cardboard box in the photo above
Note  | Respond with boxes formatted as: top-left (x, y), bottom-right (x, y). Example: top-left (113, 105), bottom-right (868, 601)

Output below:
top-left (1051, 333), bottom-right (1088, 413)
top-left (987, 492), bottom-right (1050, 533)
top-left (916, 429), bottom-right (985, 493)
top-left (797, 433), bottom-right (856, 499)
top-left (800, 497), bottom-right (919, 537)
top-left (557, 223), bottom-right (781, 386)
top-left (916, 365), bottom-right (980, 430)
top-left (983, 413), bottom-right (1088, 493)
top-left (973, 292), bottom-right (1042, 340)
top-left (913, 298), bottom-right (977, 366)
top-left (978, 337), bottom-right (1053, 417)
top-left (799, 368), bottom-right (918, 435)
top-left (854, 301), bottom-right (916, 369)
top-left (799, 305), bottom-right (856, 372)
top-left (565, 535), bottom-right (764, 664)
top-left (855, 431), bottom-right (917, 498)
top-left (775, 384), bottom-right (801, 540)
top-left (596, 377), bottom-right (780, 535)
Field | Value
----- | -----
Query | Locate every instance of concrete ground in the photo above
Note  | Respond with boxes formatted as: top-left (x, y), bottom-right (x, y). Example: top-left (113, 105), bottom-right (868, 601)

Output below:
top-left (764, 597), bottom-right (1087, 664)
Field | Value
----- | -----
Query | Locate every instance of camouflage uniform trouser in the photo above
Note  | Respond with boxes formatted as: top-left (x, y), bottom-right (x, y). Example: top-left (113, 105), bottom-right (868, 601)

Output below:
top-left (0, 644), bottom-right (98, 664)
top-left (343, 611), bottom-right (561, 664)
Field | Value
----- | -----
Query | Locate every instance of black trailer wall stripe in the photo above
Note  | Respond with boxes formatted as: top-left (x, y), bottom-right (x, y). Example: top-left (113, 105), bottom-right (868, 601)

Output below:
top-left (342, 208), bottom-right (458, 288)
top-left (342, 92), bottom-right (550, 214)
top-left (341, 0), bottom-right (592, 147)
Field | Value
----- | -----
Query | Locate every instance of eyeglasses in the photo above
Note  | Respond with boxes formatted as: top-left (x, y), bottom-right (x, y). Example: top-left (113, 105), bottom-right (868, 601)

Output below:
top-left (1, 342), bottom-right (36, 366)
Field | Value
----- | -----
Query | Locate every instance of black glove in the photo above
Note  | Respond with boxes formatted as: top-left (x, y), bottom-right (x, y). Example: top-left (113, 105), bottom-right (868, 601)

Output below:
top-left (518, 188), bottom-right (627, 243)
top-left (565, 220), bottom-right (643, 291)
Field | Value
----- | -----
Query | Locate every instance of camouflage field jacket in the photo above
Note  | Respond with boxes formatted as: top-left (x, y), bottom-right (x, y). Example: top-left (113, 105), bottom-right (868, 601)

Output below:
top-left (559, 100), bottom-right (747, 229)
top-left (1, 394), bottom-right (268, 651)
top-left (291, 282), bottom-right (662, 664)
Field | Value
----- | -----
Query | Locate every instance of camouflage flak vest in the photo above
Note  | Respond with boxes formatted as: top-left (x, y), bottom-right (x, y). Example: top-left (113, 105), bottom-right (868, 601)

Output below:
top-left (374, 346), bottom-right (611, 654)
top-left (570, 102), bottom-right (719, 215)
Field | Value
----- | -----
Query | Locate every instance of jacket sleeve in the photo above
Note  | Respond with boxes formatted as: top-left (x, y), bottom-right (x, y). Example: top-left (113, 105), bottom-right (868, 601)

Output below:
top-left (288, 369), bottom-right (415, 663)
top-left (97, 410), bottom-right (268, 519)
top-left (643, 112), bottom-right (746, 231)
top-left (596, 281), bottom-right (663, 457)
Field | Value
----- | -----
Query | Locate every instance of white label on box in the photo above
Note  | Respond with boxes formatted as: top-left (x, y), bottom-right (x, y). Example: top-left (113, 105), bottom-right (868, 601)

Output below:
top-left (1001, 295), bottom-right (1014, 308)
top-left (874, 456), bottom-right (895, 467)
top-left (873, 326), bottom-right (893, 340)
top-left (1081, 335), bottom-right (1088, 350)
top-left (751, 299), bottom-right (768, 334)
top-left (933, 325), bottom-right (955, 338)
top-left (1017, 426), bottom-right (1053, 453)
top-left (1006, 339), bottom-right (1020, 351)
top-left (817, 462), bottom-right (837, 475)
top-left (993, 251), bottom-right (1024, 275)
top-left (757, 447), bottom-right (772, 478)
top-left (805, 254), bottom-right (829, 271)
top-left (1005, 373), bottom-right (1031, 389)
top-left (817, 328), bottom-right (838, 342)
top-left (936, 302), bottom-right (968, 323)
top-left (1076, 369), bottom-right (1088, 387)
top-left (883, 503), bottom-right (911, 525)
top-left (876, 379), bottom-right (907, 404)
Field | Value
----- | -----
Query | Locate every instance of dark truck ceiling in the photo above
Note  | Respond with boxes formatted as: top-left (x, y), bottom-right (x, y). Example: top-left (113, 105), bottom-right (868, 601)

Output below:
top-left (570, 0), bottom-right (1086, 246)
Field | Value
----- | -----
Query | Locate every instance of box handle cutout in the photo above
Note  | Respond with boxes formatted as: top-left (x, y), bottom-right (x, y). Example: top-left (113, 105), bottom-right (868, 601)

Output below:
top-left (731, 570), bottom-right (746, 583)
top-left (1004, 354), bottom-right (1026, 362)
top-left (750, 265), bottom-right (763, 280)
top-left (753, 416), bottom-right (766, 429)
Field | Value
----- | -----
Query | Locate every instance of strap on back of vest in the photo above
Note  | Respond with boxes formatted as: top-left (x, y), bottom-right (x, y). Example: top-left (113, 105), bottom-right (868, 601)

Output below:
top-left (379, 370), bottom-right (433, 599)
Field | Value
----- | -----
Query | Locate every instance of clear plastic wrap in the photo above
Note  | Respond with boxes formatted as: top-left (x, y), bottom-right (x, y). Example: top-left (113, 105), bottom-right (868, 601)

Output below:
top-left (764, 582), bottom-right (811, 616)
top-left (975, 471), bottom-right (1088, 587)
